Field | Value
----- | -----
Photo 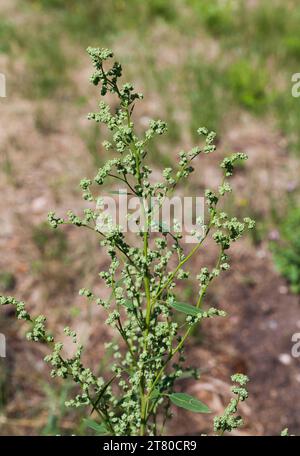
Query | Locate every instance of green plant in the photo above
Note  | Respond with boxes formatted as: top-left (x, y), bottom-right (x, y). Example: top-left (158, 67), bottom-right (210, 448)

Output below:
top-left (26, 0), bottom-right (176, 44)
top-left (214, 374), bottom-right (249, 435)
top-left (188, 60), bottom-right (225, 137)
top-left (42, 381), bottom-right (82, 435)
top-left (281, 427), bottom-right (294, 436)
top-left (227, 59), bottom-right (268, 112)
top-left (189, 0), bottom-right (236, 37)
top-left (0, 48), bottom-right (254, 436)
top-left (271, 207), bottom-right (300, 294)
top-left (0, 20), bottom-right (17, 54)
top-left (24, 30), bottom-right (70, 98)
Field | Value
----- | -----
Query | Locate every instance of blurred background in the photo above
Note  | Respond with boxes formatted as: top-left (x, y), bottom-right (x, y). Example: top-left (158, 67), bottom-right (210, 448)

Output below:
top-left (0, 0), bottom-right (300, 435)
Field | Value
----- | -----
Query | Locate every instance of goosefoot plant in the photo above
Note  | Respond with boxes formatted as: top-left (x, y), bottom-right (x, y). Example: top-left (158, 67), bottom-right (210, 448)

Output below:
top-left (0, 48), bottom-right (254, 436)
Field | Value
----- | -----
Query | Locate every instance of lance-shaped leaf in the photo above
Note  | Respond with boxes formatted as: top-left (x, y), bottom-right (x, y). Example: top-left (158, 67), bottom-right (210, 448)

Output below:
top-left (170, 301), bottom-right (203, 317)
top-left (169, 392), bottom-right (211, 413)
top-left (122, 299), bottom-right (135, 310)
top-left (90, 374), bottom-right (116, 415)
top-left (84, 419), bottom-right (109, 435)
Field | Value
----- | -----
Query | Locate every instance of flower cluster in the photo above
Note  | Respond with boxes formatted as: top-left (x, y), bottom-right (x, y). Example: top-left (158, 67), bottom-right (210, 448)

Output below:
top-left (0, 48), bottom-right (255, 436)
top-left (214, 374), bottom-right (249, 434)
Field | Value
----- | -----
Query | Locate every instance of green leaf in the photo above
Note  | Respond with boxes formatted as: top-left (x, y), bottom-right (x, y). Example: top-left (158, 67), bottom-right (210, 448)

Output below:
top-left (149, 388), bottom-right (161, 402)
top-left (122, 300), bottom-right (135, 310)
top-left (108, 278), bottom-right (124, 304)
top-left (169, 393), bottom-right (211, 413)
top-left (144, 355), bottom-right (163, 364)
top-left (170, 301), bottom-right (203, 317)
top-left (84, 418), bottom-right (109, 435)
top-left (90, 374), bottom-right (116, 415)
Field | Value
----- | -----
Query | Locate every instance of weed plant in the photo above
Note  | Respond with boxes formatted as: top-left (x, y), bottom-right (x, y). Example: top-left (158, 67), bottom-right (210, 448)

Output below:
top-left (1, 48), bottom-right (254, 436)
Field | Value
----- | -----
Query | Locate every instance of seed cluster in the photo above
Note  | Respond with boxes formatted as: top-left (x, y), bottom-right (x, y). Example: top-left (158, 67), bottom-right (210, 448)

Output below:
top-left (0, 48), bottom-right (254, 436)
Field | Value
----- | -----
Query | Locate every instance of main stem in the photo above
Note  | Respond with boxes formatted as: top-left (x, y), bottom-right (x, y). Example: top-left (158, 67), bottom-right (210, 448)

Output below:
top-left (125, 107), bottom-right (152, 435)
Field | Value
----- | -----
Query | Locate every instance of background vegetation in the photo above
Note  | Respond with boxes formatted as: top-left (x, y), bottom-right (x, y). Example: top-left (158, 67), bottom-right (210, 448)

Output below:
top-left (0, 0), bottom-right (299, 435)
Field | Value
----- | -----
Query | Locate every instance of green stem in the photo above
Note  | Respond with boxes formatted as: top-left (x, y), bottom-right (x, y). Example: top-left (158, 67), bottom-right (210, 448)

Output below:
top-left (125, 107), bottom-right (151, 436)
top-left (145, 246), bottom-right (224, 418)
top-left (154, 223), bottom-right (212, 302)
